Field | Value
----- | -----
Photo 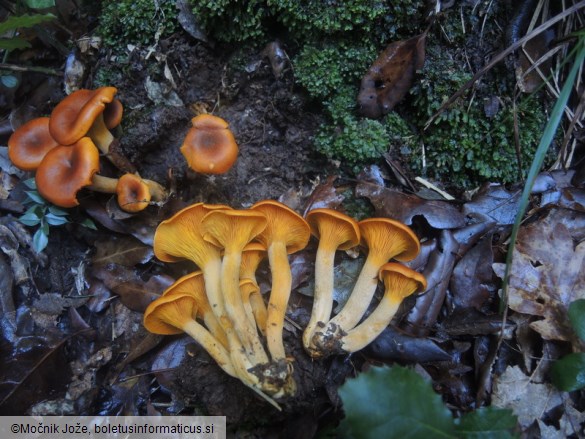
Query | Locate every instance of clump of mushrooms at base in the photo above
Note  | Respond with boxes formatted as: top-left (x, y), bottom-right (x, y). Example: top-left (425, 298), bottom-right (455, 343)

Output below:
top-left (7, 87), bottom-right (427, 410)
top-left (145, 202), bottom-right (426, 409)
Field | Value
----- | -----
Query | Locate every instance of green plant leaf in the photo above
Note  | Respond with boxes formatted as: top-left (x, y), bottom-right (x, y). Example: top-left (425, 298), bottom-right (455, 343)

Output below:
top-left (24, 0), bottom-right (56, 9)
top-left (338, 366), bottom-right (455, 439)
top-left (25, 190), bottom-right (45, 204)
top-left (45, 213), bottom-right (69, 226)
top-left (32, 227), bottom-right (49, 253)
top-left (568, 299), bottom-right (585, 342)
top-left (0, 38), bottom-right (31, 50)
top-left (455, 407), bottom-right (518, 438)
top-left (0, 13), bottom-right (55, 34)
top-left (18, 212), bottom-right (41, 226)
top-left (23, 178), bottom-right (37, 189)
top-left (551, 353), bottom-right (585, 392)
top-left (48, 205), bottom-right (69, 216)
top-left (79, 218), bottom-right (97, 230)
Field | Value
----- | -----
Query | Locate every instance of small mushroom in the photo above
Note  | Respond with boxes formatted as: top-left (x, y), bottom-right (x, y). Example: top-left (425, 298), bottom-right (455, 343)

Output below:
top-left (143, 292), bottom-right (235, 377)
top-left (340, 263), bottom-right (426, 353)
top-left (7, 117), bottom-right (60, 171)
top-left (180, 114), bottom-right (239, 174)
top-left (201, 208), bottom-right (269, 366)
top-left (240, 278), bottom-right (266, 334)
top-left (316, 218), bottom-right (420, 344)
top-left (49, 86), bottom-right (123, 156)
top-left (251, 200), bottom-right (311, 362)
top-left (89, 173), bottom-right (167, 213)
top-left (240, 242), bottom-right (269, 334)
top-left (302, 208), bottom-right (360, 356)
top-left (161, 271), bottom-right (228, 348)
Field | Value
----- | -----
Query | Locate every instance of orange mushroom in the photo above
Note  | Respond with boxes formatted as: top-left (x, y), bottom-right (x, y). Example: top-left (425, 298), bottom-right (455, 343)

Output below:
top-left (89, 173), bottom-right (167, 213)
top-left (240, 242), bottom-right (269, 334)
top-left (340, 263), bottom-right (426, 353)
top-left (315, 218), bottom-right (420, 346)
top-left (144, 292), bottom-right (235, 377)
top-left (49, 87), bottom-right (122, 156)
top-left (180, 114), bottom-right (239, 174)
top-left (251, 200), bottom-right (310, 362)
top-left (7, 117), bottom-right (60, 171)
top-left (161, 271), bottom-right (228, 348)
top-left (302, 208), bottom-right (360, 357)
top-left (201, 208), bottom-right (269, 366)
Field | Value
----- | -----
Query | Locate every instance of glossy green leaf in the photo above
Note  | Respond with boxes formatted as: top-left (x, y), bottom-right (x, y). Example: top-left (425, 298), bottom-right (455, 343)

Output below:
top-left (45, 213), bottom-right (69, 226)
top-left (0, 38), bottom-right (31, 50)
top-left (23, 178), bottom-right (37, 189)
top-left (48, 206), bottom-right (69, 216)
top-left (79, 218), bottom-right (97, 230)
top-left (0, 13), bottom-right (55, 34)
top-left (455, 407), bottom-right (518, 439)
top-left (551, 353), bottom-right (585, 392)
top-left (25, 190), bottom-right (45, 204)
top-left (338, 366), bottom-right (454, 439)
top-left (18, 212), bottom-right (41, 226)
top-left (32, 228), bottom-right (49, 253)
top-left (568, 299), bottom-right (585, 342)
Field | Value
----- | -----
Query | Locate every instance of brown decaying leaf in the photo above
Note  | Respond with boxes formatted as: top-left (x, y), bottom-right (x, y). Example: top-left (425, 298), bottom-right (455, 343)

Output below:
top-left (356, 175), bottom-right (465, 229)
top-left (92, 235), bottom-right (154, 267)
top-left (302, 175), bottom-right (344, 216)
top-left (358, 32), bottom-right (427, 118)
top-left (493, 210), bottom-right (585, 349)
top-left (462, 183), bottom-right (520, 225)
top-left (91, 263), bottom-right (174, 313)
top-left (0, 253), bottom-right (15, 324)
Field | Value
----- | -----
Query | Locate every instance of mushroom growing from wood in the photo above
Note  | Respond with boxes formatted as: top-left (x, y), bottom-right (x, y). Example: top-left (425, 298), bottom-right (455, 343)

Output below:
top-left (180, 114), bottom-right (239, 174)
top-left (302, 208), bottom-right (360, 357)
top-left (314, 217), bottom-right (420, 349)
top-left (251, 200), bottom-right (311, 362)
top-left (7, 117), bottom-right (60, 171)
top-left (339, 262), bottom-right (426, 353)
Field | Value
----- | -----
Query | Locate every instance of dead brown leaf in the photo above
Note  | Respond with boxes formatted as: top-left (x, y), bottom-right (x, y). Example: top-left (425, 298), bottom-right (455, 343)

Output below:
top-left (357, 32), bottom-right (427, 118)
top-left (493, 210), bottom-right (585, 348)
top-left (92, 235), bottom-right (154, 267)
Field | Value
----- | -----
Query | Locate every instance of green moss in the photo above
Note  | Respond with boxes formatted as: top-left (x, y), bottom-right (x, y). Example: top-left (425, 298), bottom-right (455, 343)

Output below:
top-left (98, 0), bottom-right (178, 49)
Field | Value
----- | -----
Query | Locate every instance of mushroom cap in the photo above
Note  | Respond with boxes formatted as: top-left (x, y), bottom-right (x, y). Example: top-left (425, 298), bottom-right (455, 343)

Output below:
top-left (241, 242), bottom-right (267, 277)
top-left (251, 200), bottom-right (310, 254)
top-left (116, 173), bottom-right (151, 213)
top-left (103, 98), bottom-right (124, 130)
top-left (378, 262), bottom-right (427, 300)
top-left (162, 271), bottom-right (209, 314)
top-left (180, 114), bottom-right (239, 174)
top-left (35, 137), bottom-right (100, 208)
top-left (306, 208), bottom-right (360, 251)
top-left (202, 209), bottom-right (267, 252)
top-left (8, 117), bottom-right (60, 171)
top-left (143, 293), bottom-right (197, 335)
top-left (153, 202), bottom-right (232, 265)
top-left (49, 86), bottom-right (118, 145)
top-left (358, 217), bottom-right (420, 262)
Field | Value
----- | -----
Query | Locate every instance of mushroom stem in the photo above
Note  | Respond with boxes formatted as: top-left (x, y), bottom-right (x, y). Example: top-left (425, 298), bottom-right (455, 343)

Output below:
top-left (266, 240), bottom-right (292, 361)
top-left (303, 245), bottom-right (336, 352)
top-left (240, 279), bottom-right (268, 335)
top-left (182, 319), bottom-right (236, 376)
top-left (87, 113), bottom-right (114, 155)
top-left (89, 173), bottom-right (167, 202)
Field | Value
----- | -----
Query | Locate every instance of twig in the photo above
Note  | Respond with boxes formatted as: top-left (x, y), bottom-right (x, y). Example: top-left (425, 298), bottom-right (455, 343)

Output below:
top-left (0, 63), bottom-right (62, 76)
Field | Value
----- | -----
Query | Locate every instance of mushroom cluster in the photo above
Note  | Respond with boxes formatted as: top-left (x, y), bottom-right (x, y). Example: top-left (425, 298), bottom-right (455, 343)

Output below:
top-left (8, 87), bottom-right (167, 212)
top-left (145, 200), bottom-right (309, 408)
top-left (144, 202), bottom-right (426, 407)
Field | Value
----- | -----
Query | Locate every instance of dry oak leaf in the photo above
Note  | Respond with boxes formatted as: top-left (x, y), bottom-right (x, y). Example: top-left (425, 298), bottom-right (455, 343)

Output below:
top-left (493, 217), bottom-right (585, 348)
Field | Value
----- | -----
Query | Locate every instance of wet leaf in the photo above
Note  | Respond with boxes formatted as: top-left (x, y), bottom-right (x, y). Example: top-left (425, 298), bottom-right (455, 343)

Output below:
top-left (91, 263), bottom-right (173, 313)
top-left (302, 175), bottom-right (344, 215)
top-left (462, 183), bottom-right (520, 225)
top-left (356, 179), bottom-right (465, 228)
top-left (568, 299), bottom-right (585, 342)
top-left (357, 32), bottom-right (427, 119)
top-left (492, 211), bottom-right (585, 349)
top-left (0, 254), bottom-right (15, 326)
top-left (92, 235), bottom-right (154, 267)
top-left (338, 366), bottom-right (454, 438)
top-left (455, 407), bottom-right (518, 438)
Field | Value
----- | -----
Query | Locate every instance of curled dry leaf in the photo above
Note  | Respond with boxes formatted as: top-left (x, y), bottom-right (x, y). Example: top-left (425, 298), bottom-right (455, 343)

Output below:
top-left (302, 175), bottom-right (345, 216)
top-left (358, 32), bottom-right (427, 119)
top-left (462, 183), bottom-right (520, 226)
top-left (92, 235), bottom-right (154, 267)
top-left (356, 179), bottom-right (465, 229)
top-left (493, 210), bottom-right (585, 350)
